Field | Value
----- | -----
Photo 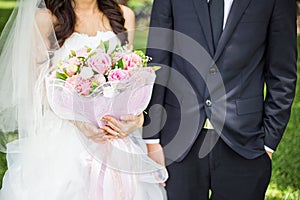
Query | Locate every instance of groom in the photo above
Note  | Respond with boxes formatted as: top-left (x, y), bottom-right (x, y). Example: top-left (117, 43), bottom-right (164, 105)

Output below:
top-left (144, 0), bottom-right (297, 199)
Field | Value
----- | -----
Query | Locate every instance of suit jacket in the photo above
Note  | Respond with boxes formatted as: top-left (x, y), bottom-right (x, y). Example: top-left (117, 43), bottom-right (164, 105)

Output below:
top-left (143, 0), bottom-right (297, 161)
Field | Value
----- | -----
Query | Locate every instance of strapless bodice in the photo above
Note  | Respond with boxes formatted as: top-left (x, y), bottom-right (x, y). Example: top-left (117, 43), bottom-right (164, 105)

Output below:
top-left (52, 31), bottom-right (120, 64)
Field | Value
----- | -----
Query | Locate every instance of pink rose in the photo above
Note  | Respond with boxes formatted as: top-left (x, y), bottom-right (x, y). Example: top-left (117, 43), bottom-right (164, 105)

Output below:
top-left (108, 69), bottom-right (130, 81)
top-left (65, 75), bottom-right (82, 91)
top-left (122, 52), bottom-right (143, 70)
top-left (75, 47), bottom-right (89, 57)
top-left (69, 57), bottom-right (82, 66)
top-left (114, 52), bottom-right (126, 63)
top-left (88, 51), bottom-right (112, 74)
top-left (65, 75), bottom-right (92, 96)
top-left (58, 62), bottom-right (77, 77)
top-left (78, 78), bottom-right (93, 96)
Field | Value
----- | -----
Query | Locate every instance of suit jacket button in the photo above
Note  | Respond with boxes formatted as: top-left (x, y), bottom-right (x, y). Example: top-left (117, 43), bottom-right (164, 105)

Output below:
top-left (209, 67), bottom-right (217, 74)
top-left (206, 99), bottom-right (212, 107)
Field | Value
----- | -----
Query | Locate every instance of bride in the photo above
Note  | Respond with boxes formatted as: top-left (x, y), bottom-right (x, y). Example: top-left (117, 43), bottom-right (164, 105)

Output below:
top-left (0, 0), bottom-right (168, 199)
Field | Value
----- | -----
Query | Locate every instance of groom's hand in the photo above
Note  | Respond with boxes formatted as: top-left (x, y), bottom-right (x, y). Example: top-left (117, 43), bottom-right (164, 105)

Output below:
top-left (146, 143), bottom-right (167, 187)
top-left (266, 151), bottom-right (273, 160)
top-left (101, 114), bottom-right (144, 139)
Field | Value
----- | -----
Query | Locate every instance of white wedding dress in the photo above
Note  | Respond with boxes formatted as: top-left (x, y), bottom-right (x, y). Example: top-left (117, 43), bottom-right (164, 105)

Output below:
top-left (0, 31), bottom-right (168, 200)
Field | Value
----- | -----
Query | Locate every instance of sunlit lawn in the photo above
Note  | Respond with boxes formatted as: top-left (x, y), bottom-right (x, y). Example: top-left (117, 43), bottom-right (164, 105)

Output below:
top-left (0, 1), bottom-right (15, 9)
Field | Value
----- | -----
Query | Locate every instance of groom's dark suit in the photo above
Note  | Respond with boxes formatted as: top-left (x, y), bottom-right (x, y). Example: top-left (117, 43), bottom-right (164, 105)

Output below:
top-left (144, 0), bottom-right (297, 199)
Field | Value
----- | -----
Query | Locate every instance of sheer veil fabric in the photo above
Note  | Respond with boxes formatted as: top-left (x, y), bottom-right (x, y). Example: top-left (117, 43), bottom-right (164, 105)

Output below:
top-left (0, 0), bottom-right (168, 199)
top-left (0, 0), bottom-right (59, 151)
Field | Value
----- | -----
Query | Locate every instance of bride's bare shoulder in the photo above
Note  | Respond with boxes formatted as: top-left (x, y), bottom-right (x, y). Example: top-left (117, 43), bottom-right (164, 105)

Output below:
top-left (119, 5), bottom-right (135, 25)
top-left (119, 5), bottom-right (135, 45)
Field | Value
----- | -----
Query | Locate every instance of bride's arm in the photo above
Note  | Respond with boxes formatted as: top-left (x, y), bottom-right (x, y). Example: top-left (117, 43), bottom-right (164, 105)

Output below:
top-left (35, 8), bottom-right (58, 50)
top-left (120, 5), bottom-right (135, 46)
top-left (70, 121), bottom-right (116, 143)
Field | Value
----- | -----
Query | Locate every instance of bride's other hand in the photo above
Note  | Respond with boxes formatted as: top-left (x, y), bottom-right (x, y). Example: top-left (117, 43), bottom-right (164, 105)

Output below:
top-left (70, 121), bottom-right (113, 143)
top-left (101, 114), bottom-right (144, 139)
top-left (146, 143), bottom-right (167, 187)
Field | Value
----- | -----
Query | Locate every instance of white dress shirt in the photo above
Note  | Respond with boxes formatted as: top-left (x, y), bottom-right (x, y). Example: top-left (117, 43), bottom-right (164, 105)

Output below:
top-left (145, 0), bottom-right (274, 153)
top-left (207, 0), bottom-right (234, 30)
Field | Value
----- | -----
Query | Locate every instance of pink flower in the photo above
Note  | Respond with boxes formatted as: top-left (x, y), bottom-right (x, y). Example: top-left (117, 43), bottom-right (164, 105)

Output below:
top-left (114, 52), bottom-right (126, 62)
top-left (69, 57), bottom-right (82, 66)
top-left (88, 51), bottom-right (112, 74)
top-left (76, 47), bottom-right (89, 57)
top-left (121, 52), bottom-right (143, 70)
top-left (108, 69), bottom-right (130, 81)
top-left (65, 75), bottom-right (81, 91)
top-left (79, 79), bottom-right (93, 96)
top-left (65, 75), bottom-right (92, 96)
top-left (56, 62), bottom-right (75, 77)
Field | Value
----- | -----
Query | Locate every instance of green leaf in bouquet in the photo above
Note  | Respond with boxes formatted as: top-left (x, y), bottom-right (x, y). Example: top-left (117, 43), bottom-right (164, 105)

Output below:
top-left (104, 40), bottom-right (110, 53)
top-left (134, 50), bottom-right (151, 66)
top-left (56, 61), bottom-right (63, 69)
top-left (91, 80), bottom-right (99, 88)
top-left (56, 71), bottom-right (68, 80)
top-left (86, 47), bottom-right (92, 53)
top-left (62, 68), bottom-right (69, 75)
top-left (117, 58), bottom-right (124, 70)
top-left (90, 81), bottom-right (100, 94)
top-left (150, 66), bottom-right (161, 71)
top-left (77, 65), bottom-right (81, 73)
top-left (70, 50), bottom-right (76, 57)
top-left (90, 87), bottom-right (96, 94)
top-left (77, 56), bottom-right (86, 61)
top-left (97, 40), bottom-right (106, 51)
top-left (134, 50), bottom-right (145, 57)
top-left (87, 51), bottom-right (97, 60)
top-left (111, 44), bottom-right (120, 54)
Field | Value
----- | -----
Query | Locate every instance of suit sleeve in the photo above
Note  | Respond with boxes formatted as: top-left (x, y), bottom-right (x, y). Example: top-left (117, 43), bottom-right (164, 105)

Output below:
top-left (263, 0), bottom-right (297, 150)
top-left (143, 0), bottom-right (173, 140)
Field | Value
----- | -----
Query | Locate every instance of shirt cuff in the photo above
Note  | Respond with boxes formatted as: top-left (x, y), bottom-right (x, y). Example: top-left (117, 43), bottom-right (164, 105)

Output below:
top-left (264, 145), bottom-right (274, 153)
top-left (143, 139), bottom-right (160, 144)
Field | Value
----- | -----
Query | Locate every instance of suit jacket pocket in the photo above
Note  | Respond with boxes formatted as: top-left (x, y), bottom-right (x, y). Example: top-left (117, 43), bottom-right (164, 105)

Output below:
top-left (236, 96), bottom-right (264, 115)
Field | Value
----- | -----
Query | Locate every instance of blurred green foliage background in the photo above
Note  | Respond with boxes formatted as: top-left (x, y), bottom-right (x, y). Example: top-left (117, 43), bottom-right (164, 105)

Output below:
top-left (0, 0), bottom-right (299, 199)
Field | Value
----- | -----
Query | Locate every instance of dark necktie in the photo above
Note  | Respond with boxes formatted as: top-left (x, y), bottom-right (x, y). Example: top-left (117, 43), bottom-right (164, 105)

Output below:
top-left (209, 0), bottom-right (224, 50)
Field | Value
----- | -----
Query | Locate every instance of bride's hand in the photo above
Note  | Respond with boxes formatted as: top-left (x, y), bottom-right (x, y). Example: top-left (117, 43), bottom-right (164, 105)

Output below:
top-left (101, 114), bottom-right (144, 139)
top-left (70, 121), bottom-right (114, 143)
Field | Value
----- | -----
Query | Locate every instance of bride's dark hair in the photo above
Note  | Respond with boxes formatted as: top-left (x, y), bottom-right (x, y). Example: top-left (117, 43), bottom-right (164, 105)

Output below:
top-left (45, 0), bottom-right (128, 46)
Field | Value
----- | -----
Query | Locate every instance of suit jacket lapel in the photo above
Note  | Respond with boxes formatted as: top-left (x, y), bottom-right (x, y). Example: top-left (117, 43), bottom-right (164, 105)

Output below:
top-left (192, 0), bottom-right (214, 56)
top-left (214, 0), bottom-right (252, 61)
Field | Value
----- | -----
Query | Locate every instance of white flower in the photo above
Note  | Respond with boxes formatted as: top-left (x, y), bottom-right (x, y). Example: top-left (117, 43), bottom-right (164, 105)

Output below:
top-left (79, 67), bottom-right (94, 79)
top-left (103, 85), bottom-right (118, 98)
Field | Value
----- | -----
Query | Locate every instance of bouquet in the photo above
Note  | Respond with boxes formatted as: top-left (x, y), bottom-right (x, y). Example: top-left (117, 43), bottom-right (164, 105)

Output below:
top-left (46, 41), bottom-right (158, 127)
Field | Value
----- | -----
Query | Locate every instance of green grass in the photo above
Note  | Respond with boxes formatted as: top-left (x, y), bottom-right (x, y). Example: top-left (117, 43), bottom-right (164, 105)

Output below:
top-left (0, 4), bottom-right (13, 188)
top-left (0, 9), bottom-right (13, 32)
top-left (134, 28), bottom-right (149, 50)
top-left (0, 152), bottom-right (6, 187)
top-left (0, 1), bottom-right (16, 9)
top-left (0, 2), bottom-right (300, 199)
top-left (264, 39), bottom-right (300, 200)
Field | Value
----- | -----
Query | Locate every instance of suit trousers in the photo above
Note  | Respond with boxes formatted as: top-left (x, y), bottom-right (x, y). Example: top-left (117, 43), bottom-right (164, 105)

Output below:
top-left (165, 129), bottom-right (272, 200)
